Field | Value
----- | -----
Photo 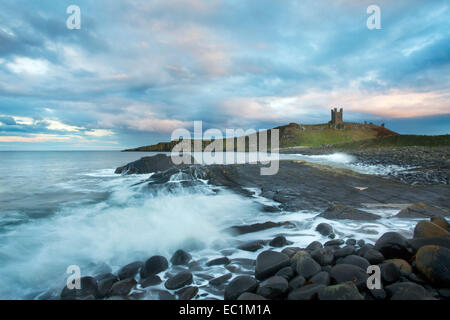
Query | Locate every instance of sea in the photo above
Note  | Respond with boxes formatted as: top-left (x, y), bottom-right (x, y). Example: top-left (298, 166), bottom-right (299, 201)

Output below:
top-left (0, 151), bottom-right (417, 299)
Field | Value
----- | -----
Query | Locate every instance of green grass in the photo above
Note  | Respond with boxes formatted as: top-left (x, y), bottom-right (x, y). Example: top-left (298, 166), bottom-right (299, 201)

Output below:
top-left (334, 134), bottom-right (450, 149)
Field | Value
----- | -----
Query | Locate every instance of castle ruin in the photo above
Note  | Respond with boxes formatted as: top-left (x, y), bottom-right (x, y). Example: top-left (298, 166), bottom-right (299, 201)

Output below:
top-left (330, 107), bottom-right (344, 129)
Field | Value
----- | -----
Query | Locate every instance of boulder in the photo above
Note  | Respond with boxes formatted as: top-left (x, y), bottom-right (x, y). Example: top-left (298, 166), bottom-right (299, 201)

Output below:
top-left (206, 257), bottom-right (230, 266)
top-left (363, 249), bottom-right (385, 264)
top-left (334, 246), bottom-right (356, 259)
top-left (309, 271), bottom-right (330, 286)
top-left (269, 235), bottom-right (292, 247)
top-left (311, 247), bottom-right (334, 266)
top-left (324, 239), bottom-right (344, 247)
top-left (176, 286), bottom-right (198, 300)
top-left (430, 216), bottom-right (450, 230)
top-left (288, 284), bottom-right (326, 300)
top-left (346, 239), bottom-right (357, 246)
top-left (140, 275), bottom-right (162, 288)
top-left (118, 261), bottom-right (143, 280)
top-left (385, 282), bottom-right (436, 300)
top-left (396, 203), bottom-right (449, 218)
top-left (374, 232), bottom-right (412, 260)
top-left (275, 266), bottom-right (294, 280)
top-left (237, 240), bottom-right (266, 252)
top-left (386, 259), bottom-right (412, 276)
top-left (380, 262), bottom-right (401, 284)
top-left (209, 273), bottom-right (233, 287)
top-left (109, 278), bottom-right (137, 297)
top-left (256, 276), bottom-right (289, 299)
top-left (315, 223), bottom-right (334, 237)
top-left (60, 276), bottom-right (99, 300)
top-left (306, 241), bottom-right (323, 252)
top-left (288, 275), bottom-right (306, 290)
top-left (296, 256), bottom-right (321, 279)
top-left (413, 221), bottom-right (450, 239)
top-left (318, 204), bottom-right (380, 220)
top-left (408, 237), bottom-right (450, 252)
top-left (336, 255), bottom-right (370, 270)
top-left (165, 271), bottom-right (193, 290)
top-left (415, 245), bottom-right (450, 287)
top-left (255, 250), bottom-right (290, 280)
top-left (115, 154), bottom-right (176, 174)
top-left (318, 282), bottom-right (363, 300)
top-left (237, 292), bottom-right (267, 300)
top-left (140, 256), bottom-right (169, 278)
top-left (97, 275), bottom-right (119, 298)
top-left (329, 264), bottom-right (368, 289)
top-left (170, 250), bottom-right (192, 266)
top-left (224, 276), bottom-right (258, 300)
top-left (230, 221), bottom-right (295, 235)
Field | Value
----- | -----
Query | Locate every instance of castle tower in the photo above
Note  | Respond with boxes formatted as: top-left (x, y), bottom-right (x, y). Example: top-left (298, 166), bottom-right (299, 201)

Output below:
top-left (330, 107), bottom-right (344, 128)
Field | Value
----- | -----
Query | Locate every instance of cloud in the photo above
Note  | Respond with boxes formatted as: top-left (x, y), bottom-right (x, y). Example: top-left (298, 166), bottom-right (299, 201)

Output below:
top-left (84, 129), bottom-right (114, 137)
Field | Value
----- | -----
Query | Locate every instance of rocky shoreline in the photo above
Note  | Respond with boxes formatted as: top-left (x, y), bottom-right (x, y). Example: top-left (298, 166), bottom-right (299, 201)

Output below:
top-left (59, 154), bottom-right (449, 300)
top-left (60, 216), bottom-right (450, 301)
top-left (281, 146), bottom-right (450, 185)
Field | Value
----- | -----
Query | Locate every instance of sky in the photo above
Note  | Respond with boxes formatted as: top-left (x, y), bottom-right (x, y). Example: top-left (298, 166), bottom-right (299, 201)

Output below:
top-left (0, 0), bottom-right (449, 150)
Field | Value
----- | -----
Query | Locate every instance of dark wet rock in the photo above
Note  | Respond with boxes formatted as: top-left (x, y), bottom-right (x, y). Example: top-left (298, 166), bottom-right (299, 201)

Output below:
top-left (224, 276), bottom-right (258, 300)
top-left (170, 249), bottom-right (192, 266)
top-left (385, 282), bottom-right (437, 300)
top-left (109, 278), bottom-right (137, 297)
top-left (363, 249), bottom-right (385, 264)
top-left (321, 265), bottom-right (332, 273)
top-left (310, 271), bottom-right (330, 286)
top-left (296, 256), bottom-right (321, 279)
top-left (97, 275), bottom-right (118, 298)
top-left (275, 266), bottom-right (294, 280)
top-left (288, 275), bottom-right (306, 290)
top-left (318, 282), bottom-right (363, 300)
top-left (230, 221), bottom-right (295, 235)
top-left (315, 223), bottom-right (334, 237)
top-left (61, 276), bottom-right (99, 300)
top-left (115, 154), bottom-right (178, 174)
top-left (290, 250), bottom-right (311, 270)
top-left (329, 264), bottom-right (368, 289)
top-left (346, 239), bottom-right (357, 246)
top-left (255, 250), bottom-right (290, 280)
top-left (375, 232), bottom-right (412, 260)
top-left (380, 262), bottom-right (401, 284)
top-left (206, 257), bottom-right (230, 266)
top-left (430, 216), bottom-right (450, 229)
top-left (415, 245), bottom-right (450, 287)
top-left (408, 237), bottom-right (450, 252)
top-left (151, 289), bottom-right (176, 300)
top-left (209, 273), bottom-right (232, 287)
top-left (176, 286), bottom-right (198, 300)
top-left (324, 239), bottom-right (344, 247)
top-left (306, 241), bottom-right (323, 252)
top-left (288, 284), bottom-right (326, 300)
top-left (357, 239), bottom-right (365, 247)
top-left (118, 261), bottom-right (143, 280)
top-left (357, 243), bottom-right (374, 256)
top-left (396, 203), bottom-right (449, 218)
top-left (230, 258), bottom-right (256, 269)
top-left (281, 246), bottom-right (302, 257)
top-left (311, 247), bottom-right (334, 266)
top-left (414, 221), bottom-right (450, 239)
top-left (319, 204), bottom-right (380, 221)
top-left (269, 235), bottom-right (292, 247)
top-left (165, 271), bottom-right (193, 290)
top-left (406, 272), bottom-right (428, 285)
top-left (238, 292), bottom-right (267, 300)
top-left (237, 240), bottom-right (266, 252)
top-left (140, 275), bottom-right (162, 288)
top-left (336, 255), bottom-right (370, 270)
top-left (140, 256), bottom-right (169, 278)
top-left (187, 260), bottom-right (203, 272)
top-left (368, 288), bottom-right (387, 300)
top-left (386, 259), bottom-right (412, 276)
top-left (95, 272), bottom-right (117, 282)
top-left (256, 276), bottom-right (289, 299)
top-left (334, 246), bottom-right (356, 259)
